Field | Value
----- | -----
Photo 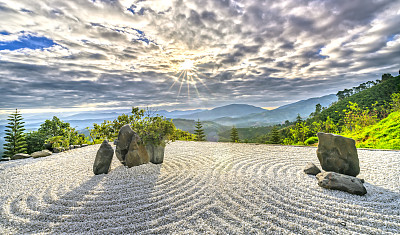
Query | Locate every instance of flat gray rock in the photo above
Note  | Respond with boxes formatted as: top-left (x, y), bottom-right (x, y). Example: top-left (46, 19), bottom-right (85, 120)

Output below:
top-left (31, 150), bottom-right (52, 158)
top-left (316, 171), bottom-right (367, 196)
top-left (11, 153), bottom-right (31, 160)
top-left (93, 140), bottom-right (114, 175)
top-left (317, 132), bottom-right (360, 177)
top-left (303, 162), bottom-right (321, 175)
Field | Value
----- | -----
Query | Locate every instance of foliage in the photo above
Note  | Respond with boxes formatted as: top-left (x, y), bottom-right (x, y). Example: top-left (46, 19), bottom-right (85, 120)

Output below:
top-left (174, 129), bottom-right (196, 141)
top-left (268, 127), bottom-right (281, 144)
top-left (230, 126), bottom-right (239, 143)
top-left (25, 131), bottom-right (47, 154)
top-left (194, 119), bottom-right (206, 141)
top-left (3, 109), bottom-right (27, 158)
top-left (391, 92), bottom-right (400, 112)
top-left (46, 136), bottom-right (68, 148)
top-left (344, 111), bottom-right (400, 150)
top-left (138, 114), bottom-right (176, 146)
top-left (304, 136), bottom-right (319, 145)
top-left (88, 107), bottom-right (178, 146)
top-left (342, 101), bottom-right (378, 134)
top-left (321, 74), bottom-right (400, 123)
top-left (25, 116), bottom-right (88, 153)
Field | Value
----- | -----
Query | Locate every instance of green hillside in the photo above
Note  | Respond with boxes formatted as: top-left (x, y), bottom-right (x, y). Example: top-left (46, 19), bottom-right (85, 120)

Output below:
top-left (170, 119), bottom-right (230, 141)
top-left (218, 126), bottom-right (276, 142)
top-left (344, 111), bottom-right (400, 150)
top-left (320, 74), bottom-right (400, 123)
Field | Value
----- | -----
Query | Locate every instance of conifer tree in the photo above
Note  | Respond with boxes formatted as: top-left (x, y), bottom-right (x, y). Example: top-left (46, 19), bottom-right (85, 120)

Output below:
top-left (230, 126), bottom-right (239, 143)
top-left (3, 109), bottom-right (27, 158)
top-left (194, 119), bottom-right (206, 141)
top-left (270, 127), bottom-right (280, 144)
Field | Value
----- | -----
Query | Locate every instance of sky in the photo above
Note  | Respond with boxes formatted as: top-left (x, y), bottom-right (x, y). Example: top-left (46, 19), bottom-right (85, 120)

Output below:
top-left (0, 0), bottom-right (400, 114)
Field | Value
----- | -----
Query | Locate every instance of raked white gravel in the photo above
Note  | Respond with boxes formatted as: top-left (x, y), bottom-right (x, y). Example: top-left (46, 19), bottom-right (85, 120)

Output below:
top-left (0, 141), bottom-right (399, 234)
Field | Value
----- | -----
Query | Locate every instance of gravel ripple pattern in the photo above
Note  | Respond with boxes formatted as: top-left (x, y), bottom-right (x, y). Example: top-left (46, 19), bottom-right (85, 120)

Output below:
top-left (0, 141), bottom-right (399, 234)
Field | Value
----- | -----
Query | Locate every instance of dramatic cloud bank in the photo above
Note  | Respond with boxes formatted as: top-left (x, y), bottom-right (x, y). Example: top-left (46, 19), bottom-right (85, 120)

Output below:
top-left (0, 0), bottom-right (399, 112)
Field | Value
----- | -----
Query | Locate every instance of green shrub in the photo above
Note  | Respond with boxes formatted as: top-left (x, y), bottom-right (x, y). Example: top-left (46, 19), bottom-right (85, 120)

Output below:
top-left (304, 136), bottom-right (319, 145)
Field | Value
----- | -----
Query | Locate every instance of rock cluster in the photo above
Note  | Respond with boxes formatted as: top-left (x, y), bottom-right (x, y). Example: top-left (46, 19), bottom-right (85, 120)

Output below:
top-left (304, 133), bottom-right (367, 195)
top-left (91, 125), bottom-right (157, 174)
top-left (115, 124), bottom-right (149, 167)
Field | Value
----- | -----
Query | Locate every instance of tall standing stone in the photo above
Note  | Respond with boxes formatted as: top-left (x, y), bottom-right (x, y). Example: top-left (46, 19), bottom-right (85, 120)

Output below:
top-left (316, 132), bottom-right (360, 177)
top-left (125, 133), bottom-right (150, 167)
top-left (115, 124), bottom-right (135, 165)
top-left (93, 140), bottom-right (114, 175)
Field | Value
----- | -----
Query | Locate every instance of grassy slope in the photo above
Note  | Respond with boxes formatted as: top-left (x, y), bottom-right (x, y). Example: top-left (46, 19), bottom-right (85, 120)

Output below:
top-left (344, 111), bottom-right (400, 150)
top-left (320, 75), bottom-right (400, 123)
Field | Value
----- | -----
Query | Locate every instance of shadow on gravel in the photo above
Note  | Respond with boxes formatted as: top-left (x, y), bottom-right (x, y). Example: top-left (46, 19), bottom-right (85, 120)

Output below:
top-left (4, 160), bottom-right (163, 234)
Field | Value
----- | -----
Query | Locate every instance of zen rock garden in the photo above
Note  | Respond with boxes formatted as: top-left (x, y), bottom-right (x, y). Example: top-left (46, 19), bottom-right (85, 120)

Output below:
top-left (304, 132), bottom-right (367, 196)
top-left (93, 124), bottom-right (164, 175)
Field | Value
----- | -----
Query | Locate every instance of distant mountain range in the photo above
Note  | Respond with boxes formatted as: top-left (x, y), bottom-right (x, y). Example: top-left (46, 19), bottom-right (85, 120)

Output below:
top-left (209, 94), bottom-right (337, 127)
top-left (0, 94), bottom-right (337, 154)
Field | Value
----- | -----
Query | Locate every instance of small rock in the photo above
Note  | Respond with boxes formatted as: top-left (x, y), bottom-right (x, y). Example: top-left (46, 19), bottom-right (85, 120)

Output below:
top-left (74, 145), bottom-right (81, 148)
top-left (69, 145), bottom-right (74, 150)
top-left (316, 171), bottom-right (367, 196)
top-left (303, 162), bottom-right (321, 175)
top-left (31, 150), bottom-right (52, 158)
top-left (317, 132), bottom-right (360, 177)
top-left (93, 140), bottom-right (114, 175)
top-left (53, 147), bottom-right (64, 153)
top-left (81, 144), bottom-right (88, 147)
top-left (11, 153), bottom-right (31, 160)
top-left (1, 157), bottom-right (11, 161)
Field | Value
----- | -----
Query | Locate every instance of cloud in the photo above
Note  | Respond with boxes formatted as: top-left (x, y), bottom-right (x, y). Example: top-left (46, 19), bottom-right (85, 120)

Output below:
top-left (0, 0), bottom-right (399, 113)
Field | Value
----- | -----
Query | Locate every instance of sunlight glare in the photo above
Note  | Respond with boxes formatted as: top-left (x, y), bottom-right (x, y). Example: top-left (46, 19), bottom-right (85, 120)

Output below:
top-left (180, 59), bottom-right (194, 71)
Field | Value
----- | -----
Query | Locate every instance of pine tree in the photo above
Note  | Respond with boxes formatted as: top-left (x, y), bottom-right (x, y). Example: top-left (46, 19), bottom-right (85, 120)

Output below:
top-left (230, 126), bottom-right (239, 143)
top-left (3, 109), bottom-right (27, 158)
top-left (270, 127), bottom-right (280, 144)
top-left (295, 113), bottom-right (303, 124)
top-left (194, 119), bottom-right (206, 141)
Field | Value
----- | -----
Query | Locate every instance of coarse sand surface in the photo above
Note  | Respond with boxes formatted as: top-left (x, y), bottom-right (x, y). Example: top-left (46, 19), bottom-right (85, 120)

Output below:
top-left (0, 141), bottom-right (399, 234)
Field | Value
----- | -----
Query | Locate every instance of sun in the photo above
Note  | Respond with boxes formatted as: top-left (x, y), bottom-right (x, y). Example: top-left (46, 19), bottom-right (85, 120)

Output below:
top-left (169, 58), bottom-right (210, 99)
top-left (180, 59), bottom-right (194, 71)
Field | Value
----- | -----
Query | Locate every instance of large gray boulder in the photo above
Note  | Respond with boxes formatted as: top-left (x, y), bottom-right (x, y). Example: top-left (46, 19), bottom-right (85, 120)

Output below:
top-left (316, 171), bottom-right (367, 196)
top-left (125, 134), bottom-right (150, 167)
top-left (31, 150), bottom-right (52, 158)
top-left (303, 162), bottom-right (321, 175)
top-left (93, 140), bottom-right (114, 175)
top-left (316, 132), bottom-right (360, 177)
top-left (115, 124), bottom-right (135, 165)
top-left (11, 153), bottom-right (31, 160)
top-left (115, 124), bottom-right (150, 167)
